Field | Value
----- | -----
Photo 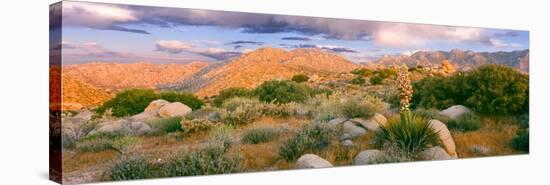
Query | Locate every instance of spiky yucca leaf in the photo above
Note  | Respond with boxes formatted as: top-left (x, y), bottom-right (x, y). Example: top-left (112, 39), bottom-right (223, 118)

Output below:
top-left (377, 114), bottom-right (441, 156)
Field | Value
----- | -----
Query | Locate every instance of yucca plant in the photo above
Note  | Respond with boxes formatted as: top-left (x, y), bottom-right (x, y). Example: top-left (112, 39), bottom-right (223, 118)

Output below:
top-left (377, 65), bottom-right (440, 157)
top-left (377, 116), bottom-right (440, 156)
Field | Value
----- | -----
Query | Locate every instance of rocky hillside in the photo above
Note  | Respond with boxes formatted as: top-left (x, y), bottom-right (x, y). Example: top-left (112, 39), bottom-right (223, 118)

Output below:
top-left (61, 75), bottom-right (112, 111)
top-left (164, 48), bottom-right (360, 97)
top-left (63, 62), bottom-right (208, 92)
top-left (367, 49), bottom-right (529, 72)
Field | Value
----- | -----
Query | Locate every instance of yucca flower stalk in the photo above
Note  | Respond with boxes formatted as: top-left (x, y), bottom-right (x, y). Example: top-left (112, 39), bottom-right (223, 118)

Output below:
top-left (396, 64), bottom-right (413, 124)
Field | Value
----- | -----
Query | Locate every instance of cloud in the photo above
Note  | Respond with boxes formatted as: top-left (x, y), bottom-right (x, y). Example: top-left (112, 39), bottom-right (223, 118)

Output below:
top-left (233, 45), bottom-right (243, 49)
top-left (62, 2), bottom-right (149, 34)
top-left (293, 44), bottom-right (358, 53)
top-left (155, 40), bottom-right (193, 54)
top-left (494, 31), bottom-right (520, 37)
top-left (227, 41), bottom-right (264, 45)
top-left (154, 40), bottom-right (241, 60)
top-left (281, 37), bottom-right (311, 41)
top-left (487, 38), bottom-right (521, 48)
top-left (62, 41), bottom-right (130, 59)
top-left (63, 1), bottom-right (525, 49)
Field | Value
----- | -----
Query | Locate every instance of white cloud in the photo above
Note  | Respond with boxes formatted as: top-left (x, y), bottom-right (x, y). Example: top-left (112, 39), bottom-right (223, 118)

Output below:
top-left (155, 40), bottom-right (193, 54)
top-left (489, 38), bottom-right (521, 48)
top-left (63, 2), bottom-right (137, 27)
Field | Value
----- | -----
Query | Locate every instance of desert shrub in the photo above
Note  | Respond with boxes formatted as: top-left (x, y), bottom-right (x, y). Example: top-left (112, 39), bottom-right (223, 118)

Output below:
top-left (164, 142), bottom-right (241, 176)
top-left (180, 118), bottom-right (217, 133)
top-left (310, 94), bottom-right (388, 122)
top-left (511, 129), bottom-right (529, 152)
top-left (447, 112), bottom-right (481, 132)
top-left (291, 74), bottom-right (310, 83)
top-left (516, 114), bottom-right (529, 128)
top-left (111, 156), bottom-right (153, 181)
top-left (242, 127), bottom-right (279, 144)
top-left (376, 68), bottom-right (398, 79)
top-left (341, 100), bottom-right (375, 119)
top-left (75, 133), bottom-right (137, 153)
top-left (220, 97), bottom-right (261, 125)
top-left (213, 87), bottom-right (255, 107)
top-left (255, 80), bottom-right (310, 104)
top-left (151, 116), bottom-right (183, 134)
top-left (159, 92), bottom-right (204, 110)
top-left (351, 68), bottom-right (373, 76)
top-left (279, 124), bottom-right (336, 161)
top-left (96, 89), bottom-right (159, 117)
top-left (376, 115), bottom-right (440, 156)
top-left (309, 87), bottom-right (334, 98)
top-left (370, 76), bottom-right (384, 85)
top-left (351, 76), bottom-right (366, 85)
top-left (413, 64), bottom-right (529, 115)
top-left (413, 108), bottom-right (450, 123)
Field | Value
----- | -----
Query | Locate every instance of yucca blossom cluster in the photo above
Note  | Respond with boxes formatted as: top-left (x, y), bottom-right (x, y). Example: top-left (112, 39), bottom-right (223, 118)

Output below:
top-left (396, 64), bottom-right (413, 112)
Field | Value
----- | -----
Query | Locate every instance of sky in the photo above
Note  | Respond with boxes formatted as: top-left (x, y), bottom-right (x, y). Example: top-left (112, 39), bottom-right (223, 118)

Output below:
top-left (50, 1), bottom-right (529, 64)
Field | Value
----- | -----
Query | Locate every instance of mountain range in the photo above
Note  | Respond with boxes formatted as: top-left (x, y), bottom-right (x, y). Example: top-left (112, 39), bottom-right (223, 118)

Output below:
top-left (367, 49), bottom-right (529, 72)
top-left (59, 48), bottom-right (529, 109)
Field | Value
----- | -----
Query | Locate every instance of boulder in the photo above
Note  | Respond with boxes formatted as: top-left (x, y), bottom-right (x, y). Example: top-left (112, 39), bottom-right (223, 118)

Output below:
top-left (428, 119), bottom-right (458, 158)
top-left (350, 118), bottom-right (380, 132)
top-left (354, 150), bottom-right (383, 165)
top-left (419, 147), bottom-right (452, 160)
top-left (328, 118), bottom-right (347, 126)
top-left (208, 111), bottom-right (221, 122)
top-left (144, 99), bottom-right (170, 113)
top-left (296, 154), bottom-right (333, 169)
top-left (158, 102), bottom-right (192, 118)
top-left (91, 119), bottom-right (152, 136)
top-left (440, 105), bottom-right (471, 119)
top-left (343, 121), bottom-right (367, 138)
top-left (341, 139), bottom-right (354, 147)
top-left (372, 113), bottom-right (388, 127)
top-left (340, 133), bottom-right (353, 141)
top-left (130, 111), bottom-right (159, 122)
top-left (73, 109), bottom-right (94, 121)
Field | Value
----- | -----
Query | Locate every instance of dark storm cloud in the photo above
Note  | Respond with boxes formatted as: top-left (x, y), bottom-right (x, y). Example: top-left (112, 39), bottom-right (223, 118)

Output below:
top-left (281, 37), bottom-right (311, 41)
top-left (233, 45), bottom-right (243, 49)
top-left (104, 25), bottom-right (150, 34)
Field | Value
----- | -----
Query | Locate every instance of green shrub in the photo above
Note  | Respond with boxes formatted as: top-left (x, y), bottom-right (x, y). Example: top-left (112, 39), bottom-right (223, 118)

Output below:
top-left (75, 133), bottom-right (137, 154)
top-left (291, 74), bottom-right (310, 83)
top-left (151, 116), bottom-right (183, 134)
top-left (341, 100), bottom-right (375, 119)
top-left (279, 124), bottom-right (336, 161)
top-left (242, 127), bottom-right (279, 144)
top-left (96, 89), bottom-right (159, 117)
top-left (76, 137), bottom-right (114, 153)
top-left (220, 97), bottom-right (261, 125)
top-left (413, 64), bottom-right (529, 115)
top-left (111, 156), bottom-right (154, 181)
top-left (255, 80), bottom-right (310, 104)
top-left (180, 118), bottom-right (217, 133)
top-left (351, 68), bottom-right (373, 76)
top-left (164, 143), bottom-right (242, 176)
top-left (351, 76), bottom-right (366, 85)
top-left (213, 87), bottom-right (255, 107)
top-left (511, 129), bottom-right (529, 152)
top-left (376, 68), bottom-right (398, 79)
top-left (309, 87), bottom-right (333, 98)
top-left (370, 76), bottom-right (384, 85)
top-left (159, 92), bottom-right (204, 110)
top-left (376, 115), bottom-right (440, 156)
top-left (447, 112), bottom-right (481, 132)
top-left (516, 114), bottom-right (529, 129)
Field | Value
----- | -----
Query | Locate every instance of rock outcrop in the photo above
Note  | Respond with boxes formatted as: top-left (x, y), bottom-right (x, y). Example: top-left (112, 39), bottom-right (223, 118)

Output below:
top-left (296, 154), bottom-right (333, 169)
top-left (428, 119), bottom-right (458, 158)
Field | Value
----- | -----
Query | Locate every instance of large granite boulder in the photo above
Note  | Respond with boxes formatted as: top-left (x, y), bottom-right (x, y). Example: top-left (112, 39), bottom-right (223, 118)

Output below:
top-left (144, 99), bottom-right (170, 113)
top-left (158, 102), bottom-right (192, 118)
top-left (296, 154), bottom-right (333, 169)
top-left (440, 105), bottom-right (471, 119)
top-left (419, 146), bottom-right (452, 160)
top-left (428, 119), bottom-right (458, 158)
top-left (343, 121), bottom-right (367, 138)
top-left (90, 119), bottom-right (152, 136)
top-left (354, 150), bottom-right (384, 165)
